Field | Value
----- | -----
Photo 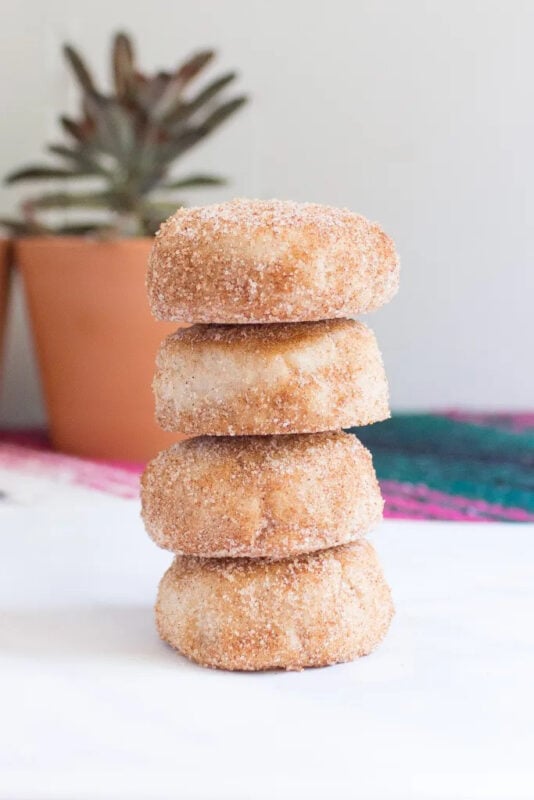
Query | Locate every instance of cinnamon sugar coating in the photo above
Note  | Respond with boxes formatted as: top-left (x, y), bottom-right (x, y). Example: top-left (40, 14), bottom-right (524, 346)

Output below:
top-left (141, 431), bottom-right (383, 559)
top-left (147, 199), bottom-right (399, 323)
top-left (153, 318), bottom-right (390, 435)
top-left (155, 539), bottom-right (395, 671)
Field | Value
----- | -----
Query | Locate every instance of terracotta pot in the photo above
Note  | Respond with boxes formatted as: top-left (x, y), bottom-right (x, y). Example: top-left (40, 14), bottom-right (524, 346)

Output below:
top-left (17, 237), bottom-right (184, 461)
top-left (0, 239), bottom-right (12, 367)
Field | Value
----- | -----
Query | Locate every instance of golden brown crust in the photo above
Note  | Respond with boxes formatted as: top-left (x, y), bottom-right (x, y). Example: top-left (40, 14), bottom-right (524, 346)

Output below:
top-left (155, 540), bottom-right (395, 671)
top-left (147, 199), bottom-right (400, 323)
top-left (141, 431), bottom-right (383, 559)
top-left (153, 319), bottom-right (390, 435)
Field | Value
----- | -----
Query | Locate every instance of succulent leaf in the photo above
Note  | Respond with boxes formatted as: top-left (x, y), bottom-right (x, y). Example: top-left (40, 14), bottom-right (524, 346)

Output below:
top-left (47, 145), bottom-right (106, 175)
top-left (54, 222), bottom-right (116, 236)
top-left (60, 116), bottom-right (85, 142)
top-left (5, 165), bottom-right (90, 183)
top-left (112, 32), bottom-right (136, 99)
top-left (155, 129), bottom-right (206, 165)
top-left (63, 45), bottom-right (96, 94)
top-left (28, 190), bottom-right (117, 210)
top-left (161, 72), bottom-right (237, 127)
top-left (174, 50), bottom-right (215, 86)
top-left (185, 72), bottom-right (238, 116)
top-left (162, 174), bottom-right (226, 189)
top-left (198, 96), bottom-right (248, 134)
top-left (149, 52), bottom-right (216, 122)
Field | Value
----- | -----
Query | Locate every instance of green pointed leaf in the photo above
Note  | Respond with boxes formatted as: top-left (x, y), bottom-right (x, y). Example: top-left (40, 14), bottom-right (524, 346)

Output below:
top-left (165, 72), bottom-right (237, 124)
top-left (5, 165), bottom-right (88, 184)
top-left (63, 44), bottom-right (96, 94)
top-left (174, 50), bottom-right (214, 85)
top-left (147, 51), bottom-right (216, 125)
top-left (162, 174), bottom-right (226, 189)
top-left (155, 129), bottom-right (206, 165)
top-left (188, 72), bottom-right (237, 113)
top-left (48, 144), bottom-right (80, 160)
top-left (157, 72), bottom-right (239, 126)
top-left (47, 144), bottom-right (89, 163)
top-left (28, 190), bottom-right (116, 210)
top-left (60, 115), bottom-right (96, 145)
top-left (53, 222), bottom-right (115, 236)
top-left (198, 96), bottom-right (248, 134)
top-left (60, 116), bottom-right (87, 142)
top-left (159, 96), bottom-right (247, 165)
top-left (47, 145), bottom-right (105, 175)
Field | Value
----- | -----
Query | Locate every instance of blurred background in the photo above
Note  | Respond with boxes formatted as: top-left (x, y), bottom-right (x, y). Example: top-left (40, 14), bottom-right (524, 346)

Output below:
top-left (0, 0), bottom-right (532, 430)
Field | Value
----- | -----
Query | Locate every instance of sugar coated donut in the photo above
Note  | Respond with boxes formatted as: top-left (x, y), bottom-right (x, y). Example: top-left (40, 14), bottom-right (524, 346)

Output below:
top-left (156, 539), bottom-right (394, 671)
top-left (141, 431), bottom-right (383, 559)
top-left (147, 199), bottom-right (399, 323)
top-left (153, 319), bottom-right (389, 435)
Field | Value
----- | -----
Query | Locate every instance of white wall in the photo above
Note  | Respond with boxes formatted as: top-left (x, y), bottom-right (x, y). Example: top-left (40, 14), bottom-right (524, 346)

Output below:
top-left (1, 0), bottom-right (533, 425)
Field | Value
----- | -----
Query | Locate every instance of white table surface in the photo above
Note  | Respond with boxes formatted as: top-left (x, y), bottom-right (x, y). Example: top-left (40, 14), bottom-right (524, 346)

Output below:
top-left (1, 469), bottom-right (533, 800)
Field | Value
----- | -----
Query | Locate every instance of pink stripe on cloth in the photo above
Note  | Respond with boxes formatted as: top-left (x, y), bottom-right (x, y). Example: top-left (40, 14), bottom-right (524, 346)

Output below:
top-left (381, 480), bottom-right (534, 522)
top-left (442, 410), bottom-right (534, 432)
top-left (0, 442), bottom-right (142, 499)
top-left (381, 491), bottom-right (472, 522)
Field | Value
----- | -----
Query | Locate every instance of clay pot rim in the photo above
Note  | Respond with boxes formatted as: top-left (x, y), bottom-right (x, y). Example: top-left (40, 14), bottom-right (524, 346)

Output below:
top-left (15, 235), bottom-right (154, 249)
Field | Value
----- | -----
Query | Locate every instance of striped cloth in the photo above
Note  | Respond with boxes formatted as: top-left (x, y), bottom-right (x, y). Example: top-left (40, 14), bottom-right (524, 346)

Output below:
top-left (352, 412), bottom-right (534, 522)
top-left (1, 412), bottom-right (533, 522)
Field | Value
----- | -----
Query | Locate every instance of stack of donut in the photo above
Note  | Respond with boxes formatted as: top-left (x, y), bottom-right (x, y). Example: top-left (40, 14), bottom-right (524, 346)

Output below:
top-left (141, 199), bottom-right (400, 671)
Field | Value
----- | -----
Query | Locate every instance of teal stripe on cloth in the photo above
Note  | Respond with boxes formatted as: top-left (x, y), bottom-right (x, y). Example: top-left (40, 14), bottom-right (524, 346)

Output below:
top-left (350, 414), bottom-right (534, 514)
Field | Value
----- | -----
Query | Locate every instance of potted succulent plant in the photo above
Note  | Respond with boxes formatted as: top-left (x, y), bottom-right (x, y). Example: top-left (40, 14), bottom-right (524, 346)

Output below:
top-left (2, 32), bottom-right (247, 460)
